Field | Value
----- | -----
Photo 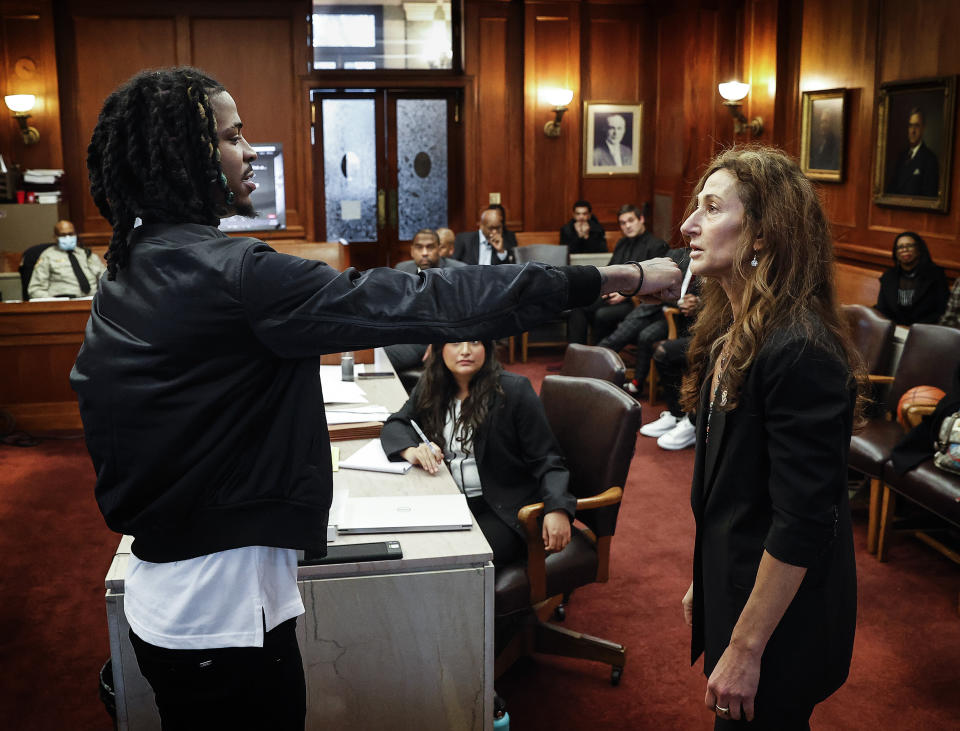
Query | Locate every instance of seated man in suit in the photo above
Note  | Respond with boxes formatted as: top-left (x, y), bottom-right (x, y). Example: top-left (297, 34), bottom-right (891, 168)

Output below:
top-left (487, 203), bottom-right (519, 251)
top-left (888, 107), bottom-right (939, 197)
top-left (593, 114), bottom-right (632, 168)
top-left (559, 199), bottom-right (608, 254)
top-left (453, 207), bottom-right (516, 265)
top-left (387, 229), bottom-right (465, 378)
top-left (567, 204), bottom-right (668, 344)
top-left (436, 227), bottom-right (456, 259)
top-left (395, 228), bottom-right (465, 274)
top-left (27, 219), bottom-right (106, 299)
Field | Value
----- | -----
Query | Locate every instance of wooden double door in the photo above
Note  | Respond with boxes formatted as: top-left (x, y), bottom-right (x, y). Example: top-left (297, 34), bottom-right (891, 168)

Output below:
top-left (311, 89), bottom-right (464, 270)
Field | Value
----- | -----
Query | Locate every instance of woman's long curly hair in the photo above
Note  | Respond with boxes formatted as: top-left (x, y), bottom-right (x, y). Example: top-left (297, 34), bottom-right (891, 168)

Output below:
top-left (415, 341), bottom-right (504, 454)
top-left (87, 67), bottom-right (233, 279)
top-left (678, 145), bottom-right (869, 420)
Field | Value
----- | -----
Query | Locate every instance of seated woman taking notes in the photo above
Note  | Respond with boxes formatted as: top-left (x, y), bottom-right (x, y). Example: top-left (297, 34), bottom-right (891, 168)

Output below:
top-left (380, 340), bottom-right (574, 567)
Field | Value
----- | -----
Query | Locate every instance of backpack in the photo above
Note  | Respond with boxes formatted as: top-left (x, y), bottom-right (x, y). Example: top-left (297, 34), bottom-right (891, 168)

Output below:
top-left (933, 411), bottom-right (960, 475)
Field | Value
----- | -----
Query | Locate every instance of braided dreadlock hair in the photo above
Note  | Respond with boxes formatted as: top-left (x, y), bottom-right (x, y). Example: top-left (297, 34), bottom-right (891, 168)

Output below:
top-left (87, 67), bottom-right (235, 278)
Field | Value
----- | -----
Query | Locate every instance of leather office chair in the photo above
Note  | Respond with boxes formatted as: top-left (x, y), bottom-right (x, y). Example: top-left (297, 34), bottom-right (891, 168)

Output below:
top-left (646, 306), bottom-right (681, 406)
top-left (879, 433), bottom-right (960, 556)
top-left (841, 304), bottom-right (895, 379)
top-left (18, 243), bottom-right (54, 300)
top-left (494, 375), bottom-right (641, 684)
top-left (849, 324), bottom-right (960, 553)
top-left (875, 397), bottom-right (960, 613)
top-left (514, 244), bottom-right (570, 362)
top-left (559, 343), bottom-right (626, 387)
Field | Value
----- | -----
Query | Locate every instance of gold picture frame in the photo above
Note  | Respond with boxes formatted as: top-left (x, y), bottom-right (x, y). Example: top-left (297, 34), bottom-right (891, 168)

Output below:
top-left (873, 76), bottom-right (956, 212)
top-left (800, 89), bottom-right (846, 182)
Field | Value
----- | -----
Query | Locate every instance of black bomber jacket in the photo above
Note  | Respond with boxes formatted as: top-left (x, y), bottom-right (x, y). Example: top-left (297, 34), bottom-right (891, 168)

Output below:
top-left (70, 223), bottom-right (599, 562)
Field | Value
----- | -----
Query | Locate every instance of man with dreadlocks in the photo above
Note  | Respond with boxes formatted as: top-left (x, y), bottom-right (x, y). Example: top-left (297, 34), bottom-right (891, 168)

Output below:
top-left (70, 67), bottom-right (681, 728)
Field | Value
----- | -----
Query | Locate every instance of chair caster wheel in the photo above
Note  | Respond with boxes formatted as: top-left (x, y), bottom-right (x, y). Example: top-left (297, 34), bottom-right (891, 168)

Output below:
top-left (553, 604), bottom-right (566, 621)
top-left (611, 667), bottom-right (622, 686)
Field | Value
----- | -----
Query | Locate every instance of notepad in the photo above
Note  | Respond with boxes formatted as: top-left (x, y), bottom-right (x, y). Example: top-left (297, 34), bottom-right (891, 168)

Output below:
top-left (337, 494), bottom-right (473, 534)
top-left (339, 440), bottom-right (412, 474)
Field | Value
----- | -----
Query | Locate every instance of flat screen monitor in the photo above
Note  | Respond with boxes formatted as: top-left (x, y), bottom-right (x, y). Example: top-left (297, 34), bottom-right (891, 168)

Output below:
top-left (219, 143), bottom-right (286, 233)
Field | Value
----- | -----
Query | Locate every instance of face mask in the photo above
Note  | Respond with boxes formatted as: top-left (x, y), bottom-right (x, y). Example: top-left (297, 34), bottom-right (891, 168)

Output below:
top-left (57, 235), bottom-right (78, 251)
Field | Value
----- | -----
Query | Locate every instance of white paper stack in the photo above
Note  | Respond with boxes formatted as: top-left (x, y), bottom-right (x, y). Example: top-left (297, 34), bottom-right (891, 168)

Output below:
top-left (339, 440), bottom-right (412, 474)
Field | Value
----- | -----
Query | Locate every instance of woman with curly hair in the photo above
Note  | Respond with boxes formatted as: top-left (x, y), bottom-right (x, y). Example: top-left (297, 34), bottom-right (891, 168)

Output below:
top-left (381, 341), bottom-right (574, 567)
top-left (677, 147), bottom-right (868, 728)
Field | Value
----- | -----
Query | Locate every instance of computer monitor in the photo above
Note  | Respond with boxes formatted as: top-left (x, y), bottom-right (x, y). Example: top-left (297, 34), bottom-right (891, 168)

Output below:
top-left (219, 143), bottom-right (286, 233)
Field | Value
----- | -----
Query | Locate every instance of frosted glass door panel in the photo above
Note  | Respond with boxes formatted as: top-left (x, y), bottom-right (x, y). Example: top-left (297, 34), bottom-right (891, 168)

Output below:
top-left (396, 99), bottom-right (447, 240)
top-left (322, 99), bottom-right (377, 242)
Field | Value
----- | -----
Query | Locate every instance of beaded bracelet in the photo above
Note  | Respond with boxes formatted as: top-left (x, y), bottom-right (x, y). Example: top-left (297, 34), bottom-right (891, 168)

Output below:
top-left (617, 261), bottom-right (644, 297)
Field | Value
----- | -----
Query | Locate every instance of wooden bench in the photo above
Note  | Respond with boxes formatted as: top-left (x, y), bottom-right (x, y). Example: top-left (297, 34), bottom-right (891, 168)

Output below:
top-left (836, 261), bottom-right (882, 306)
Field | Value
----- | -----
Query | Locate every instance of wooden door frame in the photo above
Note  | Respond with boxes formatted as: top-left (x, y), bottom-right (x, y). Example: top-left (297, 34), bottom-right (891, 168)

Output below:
top-left (302, 76), bottom-right (474, 264)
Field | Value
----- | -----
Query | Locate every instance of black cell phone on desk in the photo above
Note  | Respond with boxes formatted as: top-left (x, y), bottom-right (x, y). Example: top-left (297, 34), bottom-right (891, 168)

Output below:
top-left (299, 541), bottom-right (402, 565)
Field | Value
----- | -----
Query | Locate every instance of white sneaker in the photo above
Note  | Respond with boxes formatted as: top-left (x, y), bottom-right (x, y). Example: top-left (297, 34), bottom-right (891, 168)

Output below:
top-left (657, 416), bottom-right (696, 450)
top-left (640, 411), bottom-right (679, 438)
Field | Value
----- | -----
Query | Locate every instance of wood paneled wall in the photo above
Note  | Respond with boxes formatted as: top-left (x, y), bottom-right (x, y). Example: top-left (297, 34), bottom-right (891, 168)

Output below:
top-left (0, 0), bottom-right (61, 174)
top-left (2, 0), bottom-right (957, 279)
top-left (463, 0), bottom-right (525, 231)
top-left (54, 1), bottom-right (309, 244)
top-left (651, 1), bottom-right (739, 245)
top-left (797, 0), bottom-right (960, 277)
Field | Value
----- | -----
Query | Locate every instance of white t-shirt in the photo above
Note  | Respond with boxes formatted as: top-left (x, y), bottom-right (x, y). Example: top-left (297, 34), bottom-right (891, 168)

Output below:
top-left (124, 546), bottom-right (304, 650)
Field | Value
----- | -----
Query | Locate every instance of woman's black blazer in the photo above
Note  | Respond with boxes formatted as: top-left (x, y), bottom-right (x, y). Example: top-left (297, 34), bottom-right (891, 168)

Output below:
top-left (875, 261), bottom-right (949, 325)
top-left (381, 371), bottom-right (575, 536)
top-left (689, 323), bottom-right (858, 710)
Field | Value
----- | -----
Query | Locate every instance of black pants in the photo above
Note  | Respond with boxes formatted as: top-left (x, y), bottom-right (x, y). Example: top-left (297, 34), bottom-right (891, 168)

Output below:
top-left (713, 702), bottom-right (814, 730)
top-left (468, 495), bottom-right (525, 568)
top-left (567, 299), bottom-right (634, 345)
top-left (130, 617), bottom-right (306, 731)
top-left (653, 336), bottom-right (691, 417)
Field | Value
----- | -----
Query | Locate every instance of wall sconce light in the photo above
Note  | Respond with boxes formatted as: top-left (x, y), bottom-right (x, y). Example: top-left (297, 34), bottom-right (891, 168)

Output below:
top-left (5, 94), bottom-right (40, 145)
top-left (717, 82), bottom-right (763, 137)
top-left (542, 87), bottom-right (574, 137)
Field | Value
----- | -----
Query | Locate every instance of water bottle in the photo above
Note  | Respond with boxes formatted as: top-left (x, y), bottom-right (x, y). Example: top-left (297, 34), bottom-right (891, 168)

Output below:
top-left (340, 352), bottom-right (354, 381)
top-left (493, 694), bottom-right (509, 730)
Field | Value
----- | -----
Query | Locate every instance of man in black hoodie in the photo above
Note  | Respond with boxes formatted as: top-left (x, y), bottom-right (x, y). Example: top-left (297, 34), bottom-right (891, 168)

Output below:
top-left (70, 67), bottom-right (681, 729)
top-left (559, 199), bottom-right (608, 254)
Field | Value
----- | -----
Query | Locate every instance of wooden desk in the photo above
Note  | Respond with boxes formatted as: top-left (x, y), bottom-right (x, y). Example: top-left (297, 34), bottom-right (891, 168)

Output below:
top-left (0, 292), bottom-right (375, 433)
top-left (104, 354), bottom-right (495, 730)
top-left (0, 299), bottom-right (91, 430)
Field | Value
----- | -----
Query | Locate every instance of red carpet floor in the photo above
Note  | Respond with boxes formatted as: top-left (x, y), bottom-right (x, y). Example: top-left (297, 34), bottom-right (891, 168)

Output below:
top-left (1, 352), bottom-right (958, 729)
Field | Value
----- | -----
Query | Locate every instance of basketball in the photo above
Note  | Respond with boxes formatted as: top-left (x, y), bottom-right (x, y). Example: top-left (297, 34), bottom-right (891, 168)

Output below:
top-left (897, 385), bottom-right (946, 428)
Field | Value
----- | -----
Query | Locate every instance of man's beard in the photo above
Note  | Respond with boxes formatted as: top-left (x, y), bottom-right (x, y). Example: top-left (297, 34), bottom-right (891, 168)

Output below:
top-left (234, 200), bottom-right (258, 218)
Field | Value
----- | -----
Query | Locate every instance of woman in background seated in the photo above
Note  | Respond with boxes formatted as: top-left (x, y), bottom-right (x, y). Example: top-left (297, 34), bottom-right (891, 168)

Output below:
top-left (875, 230), bottom-right (949, 326)
top-left (381, 340), bottom-right (574, 567)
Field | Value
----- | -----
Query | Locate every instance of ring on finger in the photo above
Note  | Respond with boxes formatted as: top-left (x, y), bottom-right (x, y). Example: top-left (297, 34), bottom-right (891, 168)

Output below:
top-left (715, 704), bottom-right (730, 715)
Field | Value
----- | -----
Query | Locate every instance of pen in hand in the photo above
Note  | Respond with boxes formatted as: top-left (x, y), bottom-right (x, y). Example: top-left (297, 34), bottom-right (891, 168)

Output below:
top-left (410, 419), bottom-right (444, 470)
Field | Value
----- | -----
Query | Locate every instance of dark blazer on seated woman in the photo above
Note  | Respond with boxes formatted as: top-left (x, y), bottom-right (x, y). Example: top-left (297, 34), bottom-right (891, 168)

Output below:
top-left (691, 324), bottom-right (858, 712)
top-left (875, 231), bottom-right (949, 326)
top-left (381, 370), bottom-right (575, 538)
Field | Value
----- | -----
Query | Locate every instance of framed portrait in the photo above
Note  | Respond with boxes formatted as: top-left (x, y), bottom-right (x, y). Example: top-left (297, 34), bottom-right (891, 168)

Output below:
top-left (800, 89), bottom-right (846, 182)
top-left (873, 76), bottom-right (956, 212)
top-left (583, 102), bottom-right (642, 177)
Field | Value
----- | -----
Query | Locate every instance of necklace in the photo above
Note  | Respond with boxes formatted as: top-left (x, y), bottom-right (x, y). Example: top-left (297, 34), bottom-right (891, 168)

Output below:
top-left (714, 349), bottom-right (730, 407)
